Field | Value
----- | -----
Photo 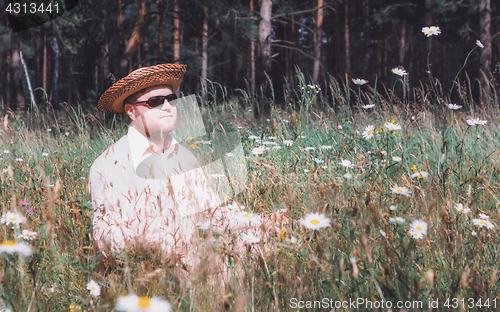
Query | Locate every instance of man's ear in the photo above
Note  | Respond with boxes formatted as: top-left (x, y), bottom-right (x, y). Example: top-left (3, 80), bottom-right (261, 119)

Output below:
top-left (124, 104), bottom-right (136, 121)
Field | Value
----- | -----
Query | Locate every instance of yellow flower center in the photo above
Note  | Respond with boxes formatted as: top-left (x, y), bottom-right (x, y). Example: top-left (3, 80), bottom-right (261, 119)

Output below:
top-left (310, 220), bottom-right (320, 225)
top-left (413, 233), bottom-right (419, 236)
top-left (416, 226), bottom-right (423, 231)
top-left (396, 188), bottom-right (403, 193)
top-left (480, 221), bottom-right (487, 225)
top-left (92, 287), bottom-right (95, 291)
top-left (2, 241), bottom-right (16, 246)
top-left (138, 297), bottom-right (151, 308)
top-left (8, 218), bottom-right (16, 221)
top-left (367, 130), bottom-right (372, 135)
top-left (243, 214), bottom-right (250, 217)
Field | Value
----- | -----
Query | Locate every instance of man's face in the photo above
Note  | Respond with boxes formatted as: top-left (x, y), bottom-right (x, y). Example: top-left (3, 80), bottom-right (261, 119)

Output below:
top-left (125, 85), bottom-right (177, 140)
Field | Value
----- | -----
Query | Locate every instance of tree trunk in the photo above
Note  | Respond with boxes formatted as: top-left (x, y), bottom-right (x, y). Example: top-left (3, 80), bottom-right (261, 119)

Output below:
top-left (201, 3), bottom-right (208, 100)
top-left (257, 0), bottom-right (272, 118)
top-left (52, 37), bottom-right (59, 108)
top-left (157, 0), bottom-right (164, 61)
top-left (344, 0), bottom-right (350, 75)
top-left (11, 33), bottom-right (25, 111)
top-left (400, 18), bottom-right (406, 64)
top-left (122, 0), bottom-right (146, 72)
top-left (173, 0), bottom-right (180, 63)
top-left (106, 0), bottom-right (123, 80)
top-left (312, 0), bottom-right (323, 84)
top-left (249, 0), bottom-right (256, 97)
top-left (43, 28), bottom-right (48, 93)
top-left (479, 0), bottom-right (491, 102)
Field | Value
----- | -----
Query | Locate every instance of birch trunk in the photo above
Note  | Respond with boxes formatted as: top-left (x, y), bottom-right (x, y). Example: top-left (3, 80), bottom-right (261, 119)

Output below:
top-left (312, 0), bottom-right (323, 84)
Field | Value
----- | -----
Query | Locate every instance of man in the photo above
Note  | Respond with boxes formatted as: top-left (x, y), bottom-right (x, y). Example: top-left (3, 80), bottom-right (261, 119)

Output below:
top-left (90, 64), bottom-right (221, 257)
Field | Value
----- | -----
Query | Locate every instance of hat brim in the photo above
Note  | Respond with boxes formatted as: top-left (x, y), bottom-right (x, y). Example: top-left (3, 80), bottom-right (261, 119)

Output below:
top-left (98, 63), bottom-right (187, 114)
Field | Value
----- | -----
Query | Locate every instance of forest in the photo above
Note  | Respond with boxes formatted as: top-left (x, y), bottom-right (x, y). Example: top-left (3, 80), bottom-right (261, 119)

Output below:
top-left (1, 0), bottom-right (499, 115)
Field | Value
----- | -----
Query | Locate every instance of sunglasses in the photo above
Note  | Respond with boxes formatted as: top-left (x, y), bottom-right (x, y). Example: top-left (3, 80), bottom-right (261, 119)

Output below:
top-left (131, 94), bottom-right (178, 108)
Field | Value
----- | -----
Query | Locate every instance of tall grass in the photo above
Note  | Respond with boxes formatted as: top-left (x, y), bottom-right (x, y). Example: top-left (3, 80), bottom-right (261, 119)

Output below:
top-left (0, 71), bottom-right (499, 311)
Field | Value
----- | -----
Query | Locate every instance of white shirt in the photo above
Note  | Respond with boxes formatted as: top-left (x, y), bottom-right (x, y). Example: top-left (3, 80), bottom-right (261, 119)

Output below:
top-left (89, 126), bottom-right (221, 253)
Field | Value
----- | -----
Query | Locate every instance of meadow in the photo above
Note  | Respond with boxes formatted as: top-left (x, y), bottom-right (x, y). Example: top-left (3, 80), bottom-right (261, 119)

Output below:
top-left (1, 40), bottom-right (500, 312)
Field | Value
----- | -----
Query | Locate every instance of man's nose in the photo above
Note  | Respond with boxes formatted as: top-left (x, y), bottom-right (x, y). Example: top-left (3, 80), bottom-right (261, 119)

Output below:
top-left (160, 98), bottom-right (173, 110)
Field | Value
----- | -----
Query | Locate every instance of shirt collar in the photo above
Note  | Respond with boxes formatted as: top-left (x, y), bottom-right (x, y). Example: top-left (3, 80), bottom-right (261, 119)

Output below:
top-left (128, 126), bottom-right (178, 171)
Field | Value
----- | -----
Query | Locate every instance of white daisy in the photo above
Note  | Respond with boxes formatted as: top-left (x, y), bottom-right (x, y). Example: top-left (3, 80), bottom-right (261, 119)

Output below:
top-left (352, 78), bottom-right (368, 85)
top-left (389, 217), bottom-right (406, 225)
top-left (479, 213), bottom-right (489, 220)
top-left (225, 202), bottom-right (245, 212)
top-left (304, 147), bottom-right (316, 151)
top-left (251, 146), bottom-right (266, 156)
top-left (235, 211), bottom-right (261, 225)
top-left (390, 185), bottom-right (412, 197)
top-left (303, 169), bottom-right (310, 173)
top-left (411, 171), bottom-right (428, 179)
top-left (384, 122), bottom-right (402, 131)
top-left (225, 152), bottom-right (234, 157)
top-left (3, 150), bottom-right (9, 154)
top-left (314, 158), bottom-right (324, 164)
top-left (283, 140), bottom-right (293, 146)
top-left (391, 67), bottom-right (408, 76)
top-left (472, 218), bottom-right (494, 229)
top-left (240, 233), bottom-right (260, 244)
top-left (210, 174), bottom-right (225, 179)
top-left (409, 219), bottom-right (427, 236)
top-left (337, 125), bottom-right (343, 130)
top-left (389, 205), bottom-right (396, 211)
top-left (0, 211), bottom-right (25, 225)
top-left (115, 294), bottom-right (171, 312)
top-left (15, 158), bottom-right (23, 162)
top-left (422, 26), bottom-right (441, 37)
top-left (299, 213), bottom-right (330, 230)
top-left (362, 104), bottom-right (375, 109)
top-left (17, 230), bottom-right (37, 240)
top-left (0, 241), bottom-right (32, 257)
top-left (445, 104), bottom-right (462, 110)
top-left (379, 230), bottom-right (387, 237)
top-left (248, 135), bottom-right (260, 140)
top-left (339, 159), bottom-right (354, 169)
top-left (392, 156), bottom-right (402, 162)
top-left (471, 231), bottom-right (477, 236)
top-left (362, 125), bottom-right (375, 140)
top-left (321, 145), bottom-right (332, 150)
top-left (65, 132), bottom-right (70, 136)
top-left (272, 145), bottom-right (281, 150)
top-left (343, 173), bottom-right (353, 179)
top-left (49, 283), bottom-right (57, 293)
top-left (476, 40), bottom-right (484, 49)
top-left (86, 280), bottom-right (100, 298)
top-left (42, 152), bottom-right (49, 157)
top-left (466, 118), bottom-right (487, 126)
top-left (287, 236), bottom-right (298, 244)
top-left (454, 203), bottom-right (470, 214)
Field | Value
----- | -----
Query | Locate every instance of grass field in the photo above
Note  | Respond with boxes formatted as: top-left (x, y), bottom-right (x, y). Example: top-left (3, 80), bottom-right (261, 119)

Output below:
top-left (0, 70), bottom-right (500, 312)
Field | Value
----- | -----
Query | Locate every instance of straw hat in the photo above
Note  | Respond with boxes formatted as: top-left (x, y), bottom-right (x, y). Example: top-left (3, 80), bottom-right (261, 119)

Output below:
top-left (98, 63), bottom-right (187, 114)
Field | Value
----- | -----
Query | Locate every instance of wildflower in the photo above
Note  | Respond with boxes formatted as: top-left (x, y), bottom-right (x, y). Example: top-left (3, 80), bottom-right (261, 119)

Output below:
top-left (304, 147), bottom-right (316, 151)
top-left (466, 118), bottom-right (487, 126)
top-left (17, 230), bottom-right (37, 240)
top-left (389, 217), bottom-right (406, 224)
top-left (265, 136), bottom-right (276, 140)
top-left (479, 213), bottom-right (489, 220)
top-left (86, 280), bottom-right (100, 298)
top-left (299, 212), bottom-right (330, 230)
top-left (303, 169), bottom-right (310, 173)
top-left (446, 104), bottom-right (462, 110)
top-left (240, 233), bottom-right (260, 244)
top-left (362, 104), bottom-right (375, 109)
top-left (0, 241), bottom-right (32, 257)
top-left (26, 207), bottom-right (35, 215)
top-left (352, 78), bottom-right (368, 85)
top-left (115, 294), bottom-right (171, 312)
top-left (343, 173), bottom-right (353, 179)
top-left (283, 140), bottom-right (293, 146)
top-left (194, 140), bottom-right (211, 145)
top-left (454, 203), bottom-right (470, 214)
top-left (65, 132), bottom-right (69, 136)
top-left (339, 159), bottom-right (354, 169)
top-left (381, 150), bottom-right (387, 156)
top-left (297, 135), bottom-right (306, 139)
top-left (422, 26), bottom-right (441, 37)
top-left (411, 171), bottom-right (428, 179)
top-left (251, 146), bottom-right (266, 156)
top-left (355, 130), bottom-right (360, 136)
top-left (367, 151), bottom-right (372, 155)
top-left (19, 200), bottom-right (28, 207)
top-left (225, 202), bottom-right (245, 212)
top-left (389, 205), bottom-right (396, 211)
top-left (0, 212), bottom-right (25, 225)
top-left (248, 135), bottom-right (260, 140)
top-left (380, 230), bottom-right (386, 237)
top-left (47, 128), bottom-right (52, 132)
top-left (210, 174), bottom-right (225, 179)
top-left (283, 119), bottom-right (289, 123)
top-left (391, 67), bottom-right (408, 76)
top-left (235, 211), bottom-right (261, 225)
top-left (225, 152), bottom-right (234, 157)
top-left (321, 145), bottom-right (332, 150)
top-left (272, 146), bottom-right (281, 151)
top-left (80, 177), bottom-right (86, 180)
top-left (390, 185), bottom-right (412, 197)
top-left (471, 231), bottom-right (477, 236)
top-left (392, 156), bottom-right (402, 162)
top-left (314, 158), bottom-right (324, 164)
top-left (261, 141), bottom-right (274, 145)
top-left (337, 125), bottom-right (343, 130)
top-left (15, 158), bottom-right (23, 162)
top-left (472, 218), bottom-right (494, 229)
top-left (3, 150), bottom-right (9, 154)
top-left (384, 122), bottom-right (402, 131)
top-left (49, 283), bottom-right (57, 293)
top-left (476, 40), bottom-right (484, 49)
top-left (287, 236), bottom-right (298, 244)
top-left (409, 219), bottom-right (427, 236)
top-left (42, 152), bottom-right (49, 157)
